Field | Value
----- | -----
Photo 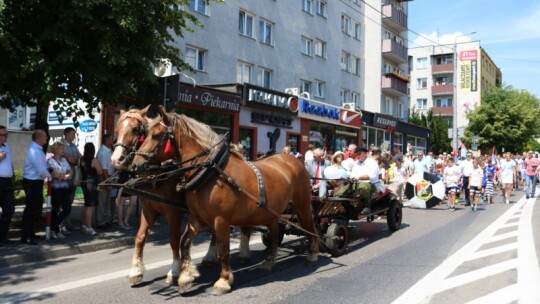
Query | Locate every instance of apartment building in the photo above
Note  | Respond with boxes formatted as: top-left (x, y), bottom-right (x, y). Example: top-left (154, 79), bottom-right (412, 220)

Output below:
top-left (409, 41), bottom-right (502, 149)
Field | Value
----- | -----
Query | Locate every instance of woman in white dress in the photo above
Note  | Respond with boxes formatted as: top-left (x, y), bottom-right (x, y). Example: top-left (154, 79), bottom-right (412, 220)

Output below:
top-left (499, 152), bottom-right (517, 204)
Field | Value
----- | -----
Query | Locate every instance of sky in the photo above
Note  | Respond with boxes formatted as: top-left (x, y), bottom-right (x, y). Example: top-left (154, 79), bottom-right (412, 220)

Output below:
top-left (407, 0), bottom-right (540, 98)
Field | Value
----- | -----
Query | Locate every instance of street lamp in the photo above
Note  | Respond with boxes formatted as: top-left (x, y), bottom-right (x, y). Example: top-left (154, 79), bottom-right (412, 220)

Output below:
top-left (452, 31), bottom-right (476, 154)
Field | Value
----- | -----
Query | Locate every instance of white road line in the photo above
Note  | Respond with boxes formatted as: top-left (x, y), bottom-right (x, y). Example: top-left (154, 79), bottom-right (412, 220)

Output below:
top-left (465, 284), bottom-right (518, 304)
top-left (483, 230), bottom-right (518, 244)
top-left (393, 195), bottom-right (540, 304)
top-left (465, 242), bottom-right (517, 261)
top-left (3, 237), bottom-right (265, 304)
top-left (500, 222), bottom-right (519, 228)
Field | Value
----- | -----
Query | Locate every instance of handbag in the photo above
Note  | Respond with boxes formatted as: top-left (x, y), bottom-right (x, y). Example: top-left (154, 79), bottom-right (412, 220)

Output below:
top-left (72, 160), bottom-right (83, 187)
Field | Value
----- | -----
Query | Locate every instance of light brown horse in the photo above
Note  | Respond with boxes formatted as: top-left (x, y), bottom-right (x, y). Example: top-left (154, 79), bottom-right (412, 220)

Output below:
top-left (110, 106), bottom-right (251, 285)
top-left (131, 106), bottom-right (319, 295)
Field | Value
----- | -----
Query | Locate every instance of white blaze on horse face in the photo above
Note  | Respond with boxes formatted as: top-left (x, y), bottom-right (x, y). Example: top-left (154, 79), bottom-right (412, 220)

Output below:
top-left (111, 119), bottom-right (132, 168)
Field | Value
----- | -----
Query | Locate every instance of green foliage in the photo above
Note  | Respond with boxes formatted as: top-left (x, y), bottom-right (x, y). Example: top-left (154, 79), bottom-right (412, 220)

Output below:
top-left (0, 0), bottom-right (218, 129)
top-left (523, 139), bottom-right (540, 153)
top-left (408, 107), bottom-right (451, 154)
top-left (465, 85), bottom-right (540, 154)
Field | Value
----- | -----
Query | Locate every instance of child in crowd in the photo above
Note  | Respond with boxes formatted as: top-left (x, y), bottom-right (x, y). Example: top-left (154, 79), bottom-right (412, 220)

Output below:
top-left (469, 160), bottom-right (484, 212)
top-left (484, 172), bottom-right (495, 204)
top-left (444, 158), bottom-right (461, 211)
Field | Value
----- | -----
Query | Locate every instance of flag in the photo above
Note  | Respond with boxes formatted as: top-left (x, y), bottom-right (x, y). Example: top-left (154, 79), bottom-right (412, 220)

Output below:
top-left (491, 146), bottom-right (496, 164)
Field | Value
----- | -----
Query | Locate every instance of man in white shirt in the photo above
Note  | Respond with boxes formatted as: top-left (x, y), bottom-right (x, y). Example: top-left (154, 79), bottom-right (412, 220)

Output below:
top-left (96, 134), bottom-right (114, 227)
top-left (341, 144), bottom-right (357, 173)
top-left (350, 147), bottom-right (380, 214)
top-left (459, 152), bottom-right (474, 206)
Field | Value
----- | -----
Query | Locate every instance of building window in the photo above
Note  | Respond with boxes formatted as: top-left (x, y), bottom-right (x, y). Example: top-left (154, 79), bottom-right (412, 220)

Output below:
top-left (239, 10), bottom-right (254, 37)
top-left (258, 67), bottom-right (272, 88)
top-left (416, 98), bottom-right (427, 109)
top-left (341, 51), bottom-right (351, 72)
top-left (237, 61), bottom-right (253, 84)
top-left (434, 76), bottom-right (453, 85)
top-left (435, 98), bottom-right (453, 107)
top-left (315, 80), bottom-right (325, 98)
top-left (340, 89), bottom-right (350, 104)
top-left (301, 36), bottom-right (313, 56)
top-left (416, 77), bottom-right (427, 89)
top-left (314, 39), bottom-right (327, 58)
top-left (188, 0), bottom-right (207, 14)
top-left (300, 80), bottom-right (312, 95)
top-left (185, 46), bottom-right (206, 71)
top-left (341, 15), bottom-right (351, 35)
top-left (353, 22), bottom-right (361, 40)
top-left (416, 57), bottom-right (428, 69)
top-left (398, 103), bottom-right (404, 119)
top-left (352, 92), bottom-right (360, 107)
top-left (302, 0), bottom-right (313, 14)
top-left (259, 19), bottom-right (273, 45)
top-left (316, 0), bottom-right (327, 17)
top-left (352, 56), bottom-right (361, 75)
top-left (384, 98), bottom-right (393, 115)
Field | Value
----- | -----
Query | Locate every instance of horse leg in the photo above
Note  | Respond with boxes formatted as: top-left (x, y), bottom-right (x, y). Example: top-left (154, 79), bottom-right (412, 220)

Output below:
top-left (202, 230), bottom-right (219, 267)
top-left (212, 217), bottom-right (234, 296)
top-left (238, 226), bottom-right (252, 264)
top-left (165, 211), bottom-right (182, 285)
top-left (178, 218), bottom-right (203, 292)
top-left (260, 221), bottom-right (279, 271)
top-left (129, 209), bottom-right (153, 284)
top-left (292, 200), bottom-right (320, 264)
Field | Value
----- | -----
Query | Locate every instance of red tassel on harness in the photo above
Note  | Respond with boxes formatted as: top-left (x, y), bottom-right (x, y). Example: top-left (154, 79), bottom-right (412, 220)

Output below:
top-left (138, 134), bottom-right (145, 145)
top-left (164, 139), bottom-right (172, 154)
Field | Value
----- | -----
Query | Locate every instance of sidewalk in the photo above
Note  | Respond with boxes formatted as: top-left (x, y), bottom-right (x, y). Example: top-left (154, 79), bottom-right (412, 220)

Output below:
top-left (0, 199), bottom-right (171, 269)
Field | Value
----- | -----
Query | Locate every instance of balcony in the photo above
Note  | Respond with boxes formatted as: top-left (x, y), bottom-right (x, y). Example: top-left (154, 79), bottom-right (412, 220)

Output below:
top-left (382, 39), bottom-right (407, 64)
top-left (432, 107), bottom-right (453, 116)
top-left (382, 4), bottom-right (408, 32)
top-left (431, 84), bottom-right (453, 95)
top-left (382, 75), bottom-right (408, 96)
top-left (432, 63), bottom-right (454, 75)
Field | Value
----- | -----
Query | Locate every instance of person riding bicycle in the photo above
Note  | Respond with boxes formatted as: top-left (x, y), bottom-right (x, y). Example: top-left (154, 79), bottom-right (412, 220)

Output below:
top-left (350, 146), bottom-right (380, 214)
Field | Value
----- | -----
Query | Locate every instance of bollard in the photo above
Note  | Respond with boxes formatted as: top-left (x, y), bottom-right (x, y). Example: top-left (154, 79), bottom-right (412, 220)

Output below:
top-left (45, 180), bottom-right (52, 240)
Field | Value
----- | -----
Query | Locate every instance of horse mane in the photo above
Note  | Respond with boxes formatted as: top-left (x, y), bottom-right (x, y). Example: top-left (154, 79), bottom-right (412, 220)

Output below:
top-left (121, 108), bottom-right (146, 124)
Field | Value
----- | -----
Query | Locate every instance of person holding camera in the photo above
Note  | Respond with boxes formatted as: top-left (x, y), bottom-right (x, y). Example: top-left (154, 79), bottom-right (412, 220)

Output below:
top-left (47, 141), bottom-right (72, 239)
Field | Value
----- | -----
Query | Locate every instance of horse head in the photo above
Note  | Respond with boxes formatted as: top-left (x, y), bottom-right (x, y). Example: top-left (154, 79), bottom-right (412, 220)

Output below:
top-left (111, 105), bottom-right (151, 170)
top-left (130, 105), bottom-right (179, 173)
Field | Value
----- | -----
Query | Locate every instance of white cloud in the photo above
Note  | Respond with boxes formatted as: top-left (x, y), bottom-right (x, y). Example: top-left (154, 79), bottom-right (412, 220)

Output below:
top-left (412, 32), bottom-right (475, 47)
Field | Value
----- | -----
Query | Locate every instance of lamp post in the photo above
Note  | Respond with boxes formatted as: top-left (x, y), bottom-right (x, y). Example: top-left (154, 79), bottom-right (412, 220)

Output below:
top-left (452, 31), bottom-right (476, 154)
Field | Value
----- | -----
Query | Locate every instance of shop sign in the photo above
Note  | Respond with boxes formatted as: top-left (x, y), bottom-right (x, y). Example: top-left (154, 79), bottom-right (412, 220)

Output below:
top-left (339, 109), bottom-right (362, 129)
top-left (251, 112), bottom-right (293, 128)
top-left (177, 83), bottom-right (241, 112)
top-left (373, 113), bottom-right (398, 132)
top-left (243, 83), bottom-right (291, 110)
top-left (289, 97), bottom-right (340, 123)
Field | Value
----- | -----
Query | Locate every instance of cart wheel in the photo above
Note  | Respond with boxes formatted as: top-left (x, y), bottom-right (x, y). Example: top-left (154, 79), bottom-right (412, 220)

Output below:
top-left (325, 222), bottom-right (349, 257)
top-left (261, 227), bottom-right (285, 248)
top-left (387, 199), bottom-right (402, 231)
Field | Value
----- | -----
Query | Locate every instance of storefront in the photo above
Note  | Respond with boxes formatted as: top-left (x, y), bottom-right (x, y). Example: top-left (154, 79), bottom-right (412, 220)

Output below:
top-left (173, 82), bottom-right (242, 144)
top-left (239, 84), bottom-right (300, 160)
top-left (291, 97), bottom-right (362, 155)
top-left (362, 111), bottom-right (430, 155)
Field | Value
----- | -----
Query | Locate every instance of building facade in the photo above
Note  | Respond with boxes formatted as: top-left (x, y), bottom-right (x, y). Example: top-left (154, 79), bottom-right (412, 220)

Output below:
top-left (409, 41), bottom-right (502, 150)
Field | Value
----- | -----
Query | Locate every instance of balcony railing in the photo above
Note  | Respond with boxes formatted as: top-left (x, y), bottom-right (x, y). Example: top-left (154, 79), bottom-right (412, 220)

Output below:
top-left (382, 39), bottom-right (408, 64)
top-left (382, 4), bottom-right (407, 32)
top-left (432, 63), bottom-right (454, 75)
top-left (382, 75), bottom-right (408, 96)
top-left (432, 106), bottom-right (453, 116)
top-left (431, 84), bottom-right (453, 95)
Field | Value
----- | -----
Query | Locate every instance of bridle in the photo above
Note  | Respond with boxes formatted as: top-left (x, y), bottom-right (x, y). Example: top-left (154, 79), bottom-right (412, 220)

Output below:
top-left (112, 114), bottom-right (148, 167)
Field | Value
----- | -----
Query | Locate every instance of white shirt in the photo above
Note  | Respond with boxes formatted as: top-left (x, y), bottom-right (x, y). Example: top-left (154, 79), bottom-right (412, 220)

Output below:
top-left (444, 165), bottom-right (461, 188)
top-left (97, 145), bottom-right (114, 175)
top-left (341, 157), bottom-right (355, 172)
top-left (470, 167), bottom-right (484, 187)
top-left (392, 166), bottom-right (408, 183)
top-left (459, 159), bottom-right (474, 177)
top-left (0, 143), bottom-right (14, 178)
top-left (351, 157), bottom-right (380, 183)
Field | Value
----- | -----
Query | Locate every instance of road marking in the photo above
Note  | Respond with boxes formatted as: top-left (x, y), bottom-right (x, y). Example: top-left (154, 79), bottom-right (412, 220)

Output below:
top-left (3, 237), bottom-right (265, 304)
top-left (393, 195), bottom-right (540, 304)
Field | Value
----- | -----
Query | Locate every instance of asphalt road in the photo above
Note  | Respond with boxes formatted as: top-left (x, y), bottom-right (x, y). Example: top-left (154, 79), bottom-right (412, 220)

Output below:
top-left (1, 191), bottom-right (539, 304)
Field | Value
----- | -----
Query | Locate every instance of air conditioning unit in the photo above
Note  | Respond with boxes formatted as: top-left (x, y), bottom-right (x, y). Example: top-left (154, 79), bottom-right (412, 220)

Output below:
top-left (285, 88), bottom-right (299, 96)
top-left (343, 102), bottom-right (356, 110)
top-left (154, 58), bottom-right (173, 77)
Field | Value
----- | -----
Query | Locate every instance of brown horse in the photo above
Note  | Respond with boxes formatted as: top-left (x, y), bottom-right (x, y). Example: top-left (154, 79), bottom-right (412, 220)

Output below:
top-left (110, 106), bottom-right (251, 285)
top-left (131, 106), bottom-right (319, 295)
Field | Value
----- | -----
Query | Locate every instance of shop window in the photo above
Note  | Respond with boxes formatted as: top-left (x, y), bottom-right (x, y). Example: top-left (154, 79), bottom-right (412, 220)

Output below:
top-left (176, 108), bottom-right (231, 137)
top-left (288, 133), bottom-right (300, 155)
top-left (239, 128), bottom-right (254, 160)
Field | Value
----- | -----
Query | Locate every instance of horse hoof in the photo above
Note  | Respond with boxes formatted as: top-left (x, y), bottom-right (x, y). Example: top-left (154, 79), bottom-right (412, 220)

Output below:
top-left (260, 260), bottom-right (276, 272)
top-left (238, 257), bottom-right (251, 264)
top-left (129, 275), bottom-right (143, 285)
top-left (186, 265), bottom-right (200, 278)
top-left (306, 253), bottom-right (319, 264)
top-left (178, 274), bottom-right (194, 293)
top-left (165, 274), bottom-right (177, 285)
top-left (211, 278), bottom-right (231, 296)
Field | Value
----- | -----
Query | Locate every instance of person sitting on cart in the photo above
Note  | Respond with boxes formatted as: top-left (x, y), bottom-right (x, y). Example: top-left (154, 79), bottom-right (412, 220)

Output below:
top-left (306, 148), bottom-right (331, 198)
top-left (324, 151), bottom-right (350, 195)
top-left (350, 146), bottom-right (381, 215)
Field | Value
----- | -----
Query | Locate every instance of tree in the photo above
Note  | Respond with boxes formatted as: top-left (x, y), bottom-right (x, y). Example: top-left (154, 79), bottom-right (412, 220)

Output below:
top-left (0, 0), bottom-right (213, 130)
top-left (465, 85), bottom-right (540, 153)
top-left (408, 107), bottom-right (452, 154)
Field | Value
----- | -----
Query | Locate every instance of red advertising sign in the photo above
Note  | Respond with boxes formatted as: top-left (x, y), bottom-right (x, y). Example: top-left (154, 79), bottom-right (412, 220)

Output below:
top-left (339, 109), bottom-right (362, 127)
top-left (459, 50), bottom-right (478, 61)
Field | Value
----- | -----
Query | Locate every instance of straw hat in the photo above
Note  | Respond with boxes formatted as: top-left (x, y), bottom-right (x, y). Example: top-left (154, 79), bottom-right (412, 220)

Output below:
top-left (331, 151), bottom-right (344, 162)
